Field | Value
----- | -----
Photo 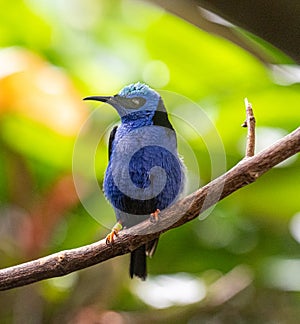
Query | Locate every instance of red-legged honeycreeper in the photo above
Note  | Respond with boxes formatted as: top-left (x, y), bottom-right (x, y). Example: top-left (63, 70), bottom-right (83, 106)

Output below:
top-left (84, 82), bottom-right (185, 280)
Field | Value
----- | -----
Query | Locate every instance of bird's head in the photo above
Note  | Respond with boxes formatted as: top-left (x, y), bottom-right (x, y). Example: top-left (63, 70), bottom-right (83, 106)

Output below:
top-left (84, 82), bottom-right (164, 118)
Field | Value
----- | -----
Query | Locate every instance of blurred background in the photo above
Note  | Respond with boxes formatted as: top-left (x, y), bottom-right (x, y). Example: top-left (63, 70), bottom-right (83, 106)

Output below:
top-left (0, 0), bottom-right (300, 323)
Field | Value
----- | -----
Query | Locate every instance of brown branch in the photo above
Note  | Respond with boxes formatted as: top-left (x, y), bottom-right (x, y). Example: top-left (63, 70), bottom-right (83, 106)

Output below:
top-left (0, 123), bottom-right (299, 290)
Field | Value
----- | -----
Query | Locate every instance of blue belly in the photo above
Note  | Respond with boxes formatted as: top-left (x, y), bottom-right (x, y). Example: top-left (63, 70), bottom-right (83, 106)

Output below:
top-left (104, 145), bottom-right (183, 216)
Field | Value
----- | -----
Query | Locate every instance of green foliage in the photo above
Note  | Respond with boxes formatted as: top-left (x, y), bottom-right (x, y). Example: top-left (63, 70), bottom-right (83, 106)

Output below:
top-left (0, 0), bottom-right (299, 322)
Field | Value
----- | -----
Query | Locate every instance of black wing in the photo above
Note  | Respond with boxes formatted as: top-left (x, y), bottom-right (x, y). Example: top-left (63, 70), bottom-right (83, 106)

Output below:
top-left (108, 125), bottom-right (118, 161)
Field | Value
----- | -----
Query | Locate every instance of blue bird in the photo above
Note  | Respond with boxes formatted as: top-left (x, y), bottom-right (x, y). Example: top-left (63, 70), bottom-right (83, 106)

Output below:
top-left (84, 82), bottom-right (185, 280)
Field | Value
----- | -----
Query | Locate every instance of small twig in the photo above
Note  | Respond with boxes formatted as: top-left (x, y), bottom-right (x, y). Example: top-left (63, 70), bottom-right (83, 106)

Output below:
top-left (242, 98), bottom-right (256, 157)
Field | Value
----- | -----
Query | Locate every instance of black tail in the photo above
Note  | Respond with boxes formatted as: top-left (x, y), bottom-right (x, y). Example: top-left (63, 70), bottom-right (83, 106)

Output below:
top-left (129, 239), bottom-right (159, 280)
top-left (130, 245), bottom-right (147, 280)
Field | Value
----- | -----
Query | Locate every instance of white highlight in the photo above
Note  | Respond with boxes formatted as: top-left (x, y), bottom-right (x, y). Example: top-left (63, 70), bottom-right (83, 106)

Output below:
top-left (132, 273), bottom-right (206, 308)
top-left (270, 64), bottom-right (300, 86)
top-left (263, 258), bottom-right (300, 291)
top-left (289, 212), bottom-right (300, 244)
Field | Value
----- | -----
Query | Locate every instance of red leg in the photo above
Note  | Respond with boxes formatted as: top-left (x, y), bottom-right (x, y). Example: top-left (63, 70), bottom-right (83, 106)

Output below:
top-left (106, 222), bottom-right (123, 244)
top-left (150, 209), bottom-right (160, 223)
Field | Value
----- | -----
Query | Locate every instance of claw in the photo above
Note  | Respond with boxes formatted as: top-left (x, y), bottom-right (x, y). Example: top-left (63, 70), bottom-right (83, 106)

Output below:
top-left (106, 230), bottom-right (117, 244)
top-left (150, 209), bottom-right (160, 223)
top-left (105, 222), bottom-right (123, 245)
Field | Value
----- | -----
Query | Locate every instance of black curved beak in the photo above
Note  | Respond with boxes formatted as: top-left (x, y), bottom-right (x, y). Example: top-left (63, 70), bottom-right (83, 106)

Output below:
top-left (83, 96), bottom-right (112, 102)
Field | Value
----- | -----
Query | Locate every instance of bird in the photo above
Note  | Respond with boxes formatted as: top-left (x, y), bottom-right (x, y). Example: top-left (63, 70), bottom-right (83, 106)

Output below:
top-left (84, 82), bottom-right (185, 280)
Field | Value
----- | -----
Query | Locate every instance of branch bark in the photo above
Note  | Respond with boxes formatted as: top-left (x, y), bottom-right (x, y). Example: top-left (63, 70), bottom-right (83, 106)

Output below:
top-left (0, 126), bottom-right (299, 291)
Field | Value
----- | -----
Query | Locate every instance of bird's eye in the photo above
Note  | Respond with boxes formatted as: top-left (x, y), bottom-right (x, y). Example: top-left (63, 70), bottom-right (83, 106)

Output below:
top-left (115, 96), bottom-right (146, 109)
top-left (131, 98), bottom-right (141, 105)
top-left (129, 97), bottom-right (146, 109)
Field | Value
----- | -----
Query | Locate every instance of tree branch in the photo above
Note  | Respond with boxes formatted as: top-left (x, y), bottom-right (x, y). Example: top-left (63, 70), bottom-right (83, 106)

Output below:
top-left (0, 121), bottom-right (299, 290)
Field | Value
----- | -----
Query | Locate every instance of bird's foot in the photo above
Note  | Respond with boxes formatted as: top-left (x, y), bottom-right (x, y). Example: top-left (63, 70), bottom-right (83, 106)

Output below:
top-left (150, 209), bottom-right (160, 223)
top-left (106, 222), bottom-right (123, 245)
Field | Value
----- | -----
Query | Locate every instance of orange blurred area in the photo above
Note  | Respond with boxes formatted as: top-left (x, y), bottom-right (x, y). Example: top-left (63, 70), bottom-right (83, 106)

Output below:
top-left (18, 175), bottom-right (79, 258)
top-left (0, 47), bottom-right (87, 136)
